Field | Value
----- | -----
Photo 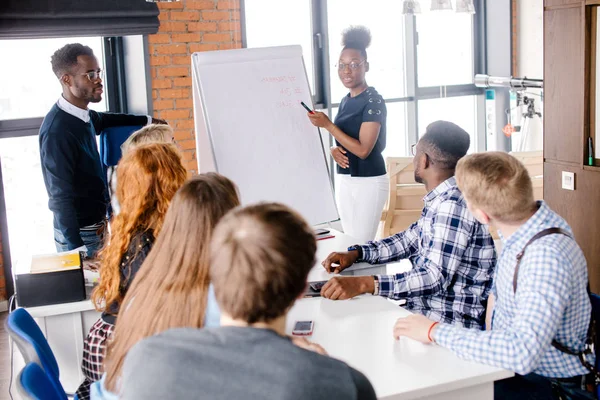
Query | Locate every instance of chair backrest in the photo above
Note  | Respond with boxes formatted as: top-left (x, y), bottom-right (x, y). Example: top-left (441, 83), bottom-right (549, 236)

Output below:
top-left (380, 157), bottom-right (426, 237)
top-left (99, 125), bottom-right (143, 168)
top-left (6, 308), bottom-right (59, 380)
top-left (17, 362), bottom-right (67, 400)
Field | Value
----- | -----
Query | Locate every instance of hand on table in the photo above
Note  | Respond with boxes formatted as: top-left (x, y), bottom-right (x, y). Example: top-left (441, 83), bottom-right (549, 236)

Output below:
top-left (321, 276), bottom-right (373, 300)
top-left (331, 146), bottom-right (349, 169)
top-left (290, 336), bottom-right (328, 355)
top-left (393, 314), bottom-right (438, 344)
top-left (82, 259), bottom-right (101, 272)
top-left (322, 250), bottom-right (360, 273)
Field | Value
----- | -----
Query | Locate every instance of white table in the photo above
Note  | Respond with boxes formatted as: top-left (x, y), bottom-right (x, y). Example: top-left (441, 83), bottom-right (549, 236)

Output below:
top-left (286, 296), bottom-right (511, 400)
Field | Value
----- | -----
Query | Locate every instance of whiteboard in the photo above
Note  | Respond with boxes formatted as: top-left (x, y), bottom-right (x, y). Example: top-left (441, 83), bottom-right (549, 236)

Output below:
top-left (191, 45), bottom-right (339, 226)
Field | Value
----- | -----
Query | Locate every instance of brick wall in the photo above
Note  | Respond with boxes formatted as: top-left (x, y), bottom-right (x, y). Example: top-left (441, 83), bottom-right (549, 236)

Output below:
top-left (148, 0), bottom-right (243, 173)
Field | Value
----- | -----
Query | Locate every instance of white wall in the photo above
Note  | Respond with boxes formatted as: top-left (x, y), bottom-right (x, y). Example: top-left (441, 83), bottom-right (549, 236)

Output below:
top-left (516, 0), bottom-right (544, 151)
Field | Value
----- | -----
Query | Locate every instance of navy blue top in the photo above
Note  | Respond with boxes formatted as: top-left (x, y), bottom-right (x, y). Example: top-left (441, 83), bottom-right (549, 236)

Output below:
top-left (39, 104), bottom-right (147, 250)
top-left (334, 87), bottom-right (387, 177)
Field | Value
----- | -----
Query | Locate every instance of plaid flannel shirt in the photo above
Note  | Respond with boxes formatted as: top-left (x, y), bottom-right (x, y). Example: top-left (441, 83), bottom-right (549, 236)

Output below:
top-left (359, 177), bottom-right (497, 329)
top-left (433, 201), bottom-right (591, 377)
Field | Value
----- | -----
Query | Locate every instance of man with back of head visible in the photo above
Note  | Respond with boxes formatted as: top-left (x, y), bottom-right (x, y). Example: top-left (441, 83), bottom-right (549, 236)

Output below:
top-left (119, 203), bottom-right (377, 400)
top-left (40, 43), bottom-right (166, 258)
top-left (320, 121), bottom-right (497, 330)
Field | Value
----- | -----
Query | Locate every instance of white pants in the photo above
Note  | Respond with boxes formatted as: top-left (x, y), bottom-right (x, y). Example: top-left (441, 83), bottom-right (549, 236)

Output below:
top-left (336, 174), bottom-right (389, 243)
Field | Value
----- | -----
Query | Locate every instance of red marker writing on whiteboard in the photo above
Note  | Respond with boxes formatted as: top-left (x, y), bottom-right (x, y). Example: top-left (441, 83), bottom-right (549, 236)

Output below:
top-left (300, 101), bottom-right (314, 114)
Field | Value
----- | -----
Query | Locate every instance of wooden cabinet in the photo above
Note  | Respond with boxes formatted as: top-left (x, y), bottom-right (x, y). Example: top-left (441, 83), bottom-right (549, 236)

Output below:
top-left (544, 7), bottom-right (584, 164)
top-left (545, 0), bottom-right (582, 7)
top-left (545, 3), bottom-right (600, 292)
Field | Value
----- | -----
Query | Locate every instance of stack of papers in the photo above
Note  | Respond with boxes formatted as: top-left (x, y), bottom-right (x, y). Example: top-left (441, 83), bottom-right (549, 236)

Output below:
top-left (30, 250), bottom-right (81, 274)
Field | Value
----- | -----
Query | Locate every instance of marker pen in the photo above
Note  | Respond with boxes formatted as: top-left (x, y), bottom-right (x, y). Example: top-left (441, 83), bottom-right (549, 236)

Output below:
top-left (300, 101), bottom-right (314, 114)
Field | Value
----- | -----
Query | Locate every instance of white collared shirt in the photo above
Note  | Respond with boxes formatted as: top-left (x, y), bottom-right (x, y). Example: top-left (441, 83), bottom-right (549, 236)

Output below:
top-left (56, 96), bottom-right (152, 125)
top-left (57, 96), bottom-right (91, 123)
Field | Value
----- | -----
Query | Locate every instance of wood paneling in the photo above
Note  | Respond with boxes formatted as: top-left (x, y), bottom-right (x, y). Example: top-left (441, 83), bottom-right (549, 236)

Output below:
top-left (544, 162), bottom-right (600, 292)
top-left (544, 7), bottom-right (584, 164)
top-left (545, 0), bottom-right (582, 7)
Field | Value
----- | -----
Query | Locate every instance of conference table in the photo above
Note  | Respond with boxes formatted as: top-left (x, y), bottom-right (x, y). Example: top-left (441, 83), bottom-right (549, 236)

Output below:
top-left (288, 229), bottom-right (513, 400)
top-left (19, 229), bottom-right (512, 398)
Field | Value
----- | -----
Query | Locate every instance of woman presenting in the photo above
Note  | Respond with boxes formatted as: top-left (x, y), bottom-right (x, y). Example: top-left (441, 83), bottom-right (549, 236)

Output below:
top-left (307, 26), bottom-right (388, 242)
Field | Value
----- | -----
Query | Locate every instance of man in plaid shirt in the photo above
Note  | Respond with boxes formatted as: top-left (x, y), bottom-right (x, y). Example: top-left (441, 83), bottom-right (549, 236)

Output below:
top-left (321, 121), bottom-right (497, 329)
top-left (394, 152), bottom-right (593, 399)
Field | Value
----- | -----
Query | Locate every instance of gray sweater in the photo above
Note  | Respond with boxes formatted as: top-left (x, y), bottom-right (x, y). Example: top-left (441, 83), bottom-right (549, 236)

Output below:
top-left (120, 326), bottom-right (377, 400)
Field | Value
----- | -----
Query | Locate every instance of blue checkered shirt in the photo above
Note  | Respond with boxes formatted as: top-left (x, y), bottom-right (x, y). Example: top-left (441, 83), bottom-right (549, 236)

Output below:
top-left (433, 201), bottom-right (591, 377)
top-left (359, 177), bottom-right (497, 329)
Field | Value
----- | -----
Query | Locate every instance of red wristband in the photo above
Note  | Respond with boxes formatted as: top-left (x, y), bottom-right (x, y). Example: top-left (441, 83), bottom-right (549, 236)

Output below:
top-left (427, 322), bottom-right (439, 343)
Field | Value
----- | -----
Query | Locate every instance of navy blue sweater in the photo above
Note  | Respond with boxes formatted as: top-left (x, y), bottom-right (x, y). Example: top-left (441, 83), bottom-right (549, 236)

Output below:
top-left (39, 104), bottom-right (147, 250)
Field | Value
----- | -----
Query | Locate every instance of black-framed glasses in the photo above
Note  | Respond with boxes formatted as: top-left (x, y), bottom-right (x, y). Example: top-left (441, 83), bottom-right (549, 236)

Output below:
top-left (411, 143), bottom-right (417, 156)
top-left (79, 69), bottom-right (104, 82)
top-left (336, 60), bottom-right (367, 71)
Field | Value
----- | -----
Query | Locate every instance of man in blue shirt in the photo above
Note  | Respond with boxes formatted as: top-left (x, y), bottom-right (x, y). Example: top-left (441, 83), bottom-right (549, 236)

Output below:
top-left (320, 121), bottom-right (497, 329)
top-left (40, 43), bottom-right (165, 257)
top-left (394, 152), bottom-right (594, 399)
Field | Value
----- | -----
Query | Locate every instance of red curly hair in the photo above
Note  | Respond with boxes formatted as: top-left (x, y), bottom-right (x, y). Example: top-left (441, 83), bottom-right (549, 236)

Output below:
top-left (91, 142), bottom-right (187, 313)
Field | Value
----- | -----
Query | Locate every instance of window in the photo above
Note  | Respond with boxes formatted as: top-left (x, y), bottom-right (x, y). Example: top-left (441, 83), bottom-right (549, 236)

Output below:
top-left (244, 0), bottom-right (314, 92)
top-left (0, 37), bottom-right (107, 121)
top-left (327, 0), bottom-right (407, 102)
top-left (416, 11), bottom-right (474, 87)
top-left (418, 95), bottom-right (477, 153)
top-left (243, 0), bottom-right (485, 159)
top-left (385, 102), bottom-right (409, 158)
top-left (0, 136), bottom-right (55, 273)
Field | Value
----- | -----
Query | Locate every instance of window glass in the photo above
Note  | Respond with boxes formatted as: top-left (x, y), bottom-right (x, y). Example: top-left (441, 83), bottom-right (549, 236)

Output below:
top-left (418, 95), bottom-right (477, 153)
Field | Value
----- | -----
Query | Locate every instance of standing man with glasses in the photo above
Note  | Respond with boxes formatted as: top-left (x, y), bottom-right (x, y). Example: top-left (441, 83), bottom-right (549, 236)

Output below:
top-left (40, 43), bottom-right (166, 259)
top-left (319, 121), bottom-right (497, 330)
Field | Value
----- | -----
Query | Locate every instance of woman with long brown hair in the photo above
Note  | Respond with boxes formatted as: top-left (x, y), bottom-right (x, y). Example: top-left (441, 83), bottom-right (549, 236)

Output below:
top-left (76, 143), bottom-right (187, 399)
top-left (91, 173), bottom-right (241, 398)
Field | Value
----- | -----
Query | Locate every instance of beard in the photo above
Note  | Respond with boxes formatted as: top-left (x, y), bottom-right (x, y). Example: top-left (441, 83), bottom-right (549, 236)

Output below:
top-left (88, 94), bottom-right (102, 103)
top-left (414, 168), bottom-right (423, 184)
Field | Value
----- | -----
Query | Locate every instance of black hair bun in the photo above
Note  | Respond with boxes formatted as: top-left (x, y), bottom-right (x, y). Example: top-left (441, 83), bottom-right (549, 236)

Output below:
top-left (341, 25), bottom-right (372, 50)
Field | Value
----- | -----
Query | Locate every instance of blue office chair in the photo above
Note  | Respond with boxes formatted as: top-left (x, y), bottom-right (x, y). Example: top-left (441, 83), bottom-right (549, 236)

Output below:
top-left (99, 125), bottom-right (143, 216)
top-left (17, 362), bottom-right (72, 400)
top-left (6, 308), bottom-right (68, 399)
top-left (99, 125), bottom-right (143, 168)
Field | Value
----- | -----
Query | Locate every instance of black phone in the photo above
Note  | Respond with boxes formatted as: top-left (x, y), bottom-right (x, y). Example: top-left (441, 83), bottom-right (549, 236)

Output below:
top-left (309, 280), bottom-right (327, 291)
top-left (304, 280), bottom-right (327, 298)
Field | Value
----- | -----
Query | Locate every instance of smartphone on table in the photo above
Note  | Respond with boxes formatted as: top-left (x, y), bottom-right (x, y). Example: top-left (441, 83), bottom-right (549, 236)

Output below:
top-left (292, 320), bottom-right (314, 336)
top-left (304, 280), bottom-right (328, 298)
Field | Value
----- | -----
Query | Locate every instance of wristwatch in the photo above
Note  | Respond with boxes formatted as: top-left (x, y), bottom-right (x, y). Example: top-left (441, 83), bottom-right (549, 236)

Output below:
top-left (373, 275), bottom-right (380, 296)
top-left (347, 244), bottom-right (363, 261)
